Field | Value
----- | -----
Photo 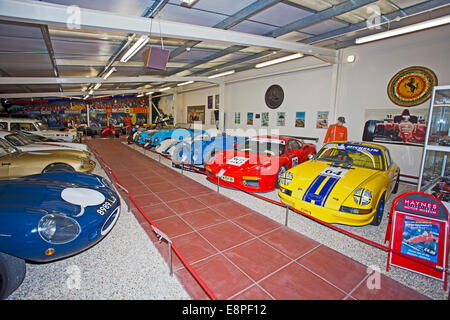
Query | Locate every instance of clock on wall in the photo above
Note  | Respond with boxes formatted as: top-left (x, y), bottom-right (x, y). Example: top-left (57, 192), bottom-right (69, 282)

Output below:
top-left (265, 84), bottom-right (284, 109)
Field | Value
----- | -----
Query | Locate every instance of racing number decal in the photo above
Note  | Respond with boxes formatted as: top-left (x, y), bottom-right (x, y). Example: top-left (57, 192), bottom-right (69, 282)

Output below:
top-left (227, 157), bottom-right (249, 167)
top-left (97, 196), bottom-right (116, 216)
top-left (320, 166), bottom-right (348, 179)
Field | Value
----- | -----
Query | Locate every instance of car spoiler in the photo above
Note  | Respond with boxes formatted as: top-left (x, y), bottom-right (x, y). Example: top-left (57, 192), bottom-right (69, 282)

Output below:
top-left (284, 135), bottom-right (319, 143)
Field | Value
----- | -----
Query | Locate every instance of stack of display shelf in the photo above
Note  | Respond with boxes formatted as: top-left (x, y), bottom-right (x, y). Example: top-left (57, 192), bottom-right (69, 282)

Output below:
top-left (418, 85), bottom-right (450, 210)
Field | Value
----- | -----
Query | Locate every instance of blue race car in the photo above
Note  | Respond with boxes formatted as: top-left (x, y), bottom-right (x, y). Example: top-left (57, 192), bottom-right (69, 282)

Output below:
top-left (0, 172), bottom-right (120, 299)
top-left (145, 123), bottom-right (207, 148)
top-left (172, 133), bottom-right (248, 170)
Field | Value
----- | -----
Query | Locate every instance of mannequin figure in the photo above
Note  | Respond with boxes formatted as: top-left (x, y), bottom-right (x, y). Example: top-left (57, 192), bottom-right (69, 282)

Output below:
top-left (324, 116), bottom-right (348, 143)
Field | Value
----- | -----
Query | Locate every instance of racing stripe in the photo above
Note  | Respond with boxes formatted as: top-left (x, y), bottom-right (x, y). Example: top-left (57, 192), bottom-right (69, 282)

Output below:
top-left (302, 175), bottom-right (339, 207)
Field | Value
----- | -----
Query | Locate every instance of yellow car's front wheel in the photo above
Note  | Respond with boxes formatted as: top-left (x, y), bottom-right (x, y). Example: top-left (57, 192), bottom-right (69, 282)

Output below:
top-left (370, 192), bottom-right (386, 226)
top-left (42, 163), bottom-right (75, 173)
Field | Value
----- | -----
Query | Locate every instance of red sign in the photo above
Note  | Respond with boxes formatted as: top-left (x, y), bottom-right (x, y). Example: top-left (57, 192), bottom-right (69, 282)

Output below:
top-left (386, 192), bottom-right (449, 290)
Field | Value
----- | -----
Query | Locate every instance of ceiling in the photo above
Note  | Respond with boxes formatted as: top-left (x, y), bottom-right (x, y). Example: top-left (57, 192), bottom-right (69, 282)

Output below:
top-left (0, 0), bottom-right (449, 101)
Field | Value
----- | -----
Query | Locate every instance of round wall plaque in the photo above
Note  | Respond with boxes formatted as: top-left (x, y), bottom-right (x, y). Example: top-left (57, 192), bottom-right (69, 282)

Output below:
top-left (387, 66), bottom-right (438, 107)
top-left (265, 85), bottom-right (284, 109)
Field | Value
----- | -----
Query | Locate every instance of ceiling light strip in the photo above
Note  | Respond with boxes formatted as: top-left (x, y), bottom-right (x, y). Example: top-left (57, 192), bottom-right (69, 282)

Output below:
top-left (255, 53), bottom-right (304, 69)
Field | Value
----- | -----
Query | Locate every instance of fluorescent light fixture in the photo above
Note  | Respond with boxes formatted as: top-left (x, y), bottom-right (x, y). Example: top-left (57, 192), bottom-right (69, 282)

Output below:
top-left (120, 35), bottom-right (149, 62)
top-left (208, 70), bottom-right (235, 79)
top-left (181, 0), bottom-right (196, 4)
top-left (93, 83), bottom-right (102, 90)
top-left (177, 81), bottom-right (194, 86)
top-left (159, 87), bottom-right (171, 92)
top-left (88, 89), bottom-right (94, 95)
top-left (136, 93), bottom-right (144, 97)
top-left (145, 92), bottom-right (154, 95)
top-left (255, 53), bottom-right (303, 69)
top-left (355, 15), bottom-right (450, 44)
top-left (102, 67), bottom-right (116, 80)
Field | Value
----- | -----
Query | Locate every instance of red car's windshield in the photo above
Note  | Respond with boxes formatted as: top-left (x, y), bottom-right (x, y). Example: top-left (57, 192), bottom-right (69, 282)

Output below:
top-left (236, 138), bottom-right (286, 156)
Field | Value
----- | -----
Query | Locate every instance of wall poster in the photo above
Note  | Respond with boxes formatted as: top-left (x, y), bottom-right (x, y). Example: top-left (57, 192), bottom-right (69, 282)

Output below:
top-left (277, 112), bottom-right (285, 126)
top-left (187, 105), bottom-right (205, 124)
top-left (247, 112), bottom-right (254, 125)
top-left (261, 112), bottom-right (269, 127)
top-left (234, 112), bottom-right (241, 124)
top-left (316, 111), bottom-right (328, 129)
top-left (362, 108), bottom-right (428, 146)
top-left (295, 112), bottom-right (305, 128)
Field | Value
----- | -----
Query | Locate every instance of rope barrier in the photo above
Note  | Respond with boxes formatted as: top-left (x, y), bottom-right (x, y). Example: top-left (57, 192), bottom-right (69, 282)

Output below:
top-left (132, 139), bottom-right (448, 277)
top-left (89, 143), bottom-right (218, 300)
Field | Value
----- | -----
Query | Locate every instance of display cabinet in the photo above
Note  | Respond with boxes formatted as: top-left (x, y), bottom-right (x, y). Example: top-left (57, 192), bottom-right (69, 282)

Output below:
top-left (418, 85), bottom-right (450, 209)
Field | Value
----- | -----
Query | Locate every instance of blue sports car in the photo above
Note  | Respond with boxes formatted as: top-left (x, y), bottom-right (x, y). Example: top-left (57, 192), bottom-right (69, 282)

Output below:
top-left (172, 134), bottom-right (248, 169)
top-left (0, 172), bottom-right (120, 299)
top-left (145, 123), bottom-right (207, 147)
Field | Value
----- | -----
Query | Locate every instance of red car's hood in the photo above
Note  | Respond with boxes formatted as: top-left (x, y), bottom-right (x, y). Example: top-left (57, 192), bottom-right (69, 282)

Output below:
top-left (209, 150), bottom-right (280, 175)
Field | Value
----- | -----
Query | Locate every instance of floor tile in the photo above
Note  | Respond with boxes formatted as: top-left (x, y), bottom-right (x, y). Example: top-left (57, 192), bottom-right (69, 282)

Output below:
top-left (233, 212), bottom-right (281, 236)
top-left (172, 232), bottom-right (219, 265)
top-left (260, 226), bottom-right (320, 260)
top-left (188, 254), bottom-right (254, 300)
top-left (198, 221), bottom-right (254, 251)
top-left (182, 208), bottom-right (227, 229)
top-left (166, 197), bottom-right (207, 215)
top-left (231, 285), bottom-right (273, 300)
top-left (259, 263), bottom-right (346, 300)
top-left (223, 239), bottom-right (291, 282)
top-left (351, 272), bottom-right (429, 300)
top-left (155, 188), bottom-right (191, 202)
top-left (132, 193), bottom-right (162, 207)
top-left (154, 215), bottom-right (194, 238)
top-left (195, 192), bottom-right (232, 206)
top-left (210, 201), bottom-right (254, 219)
top-left (141, 203), bottom-right (176, 221)
top-left (297, 245), bottom-right (369, 294)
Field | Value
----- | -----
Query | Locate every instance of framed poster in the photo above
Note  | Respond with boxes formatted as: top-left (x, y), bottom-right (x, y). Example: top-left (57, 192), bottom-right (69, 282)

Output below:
top-left (215, 94), bottom-right (219, 109)
top-left (261, 112), bottom-right (269, 127)
top-left (295, 112), bottom-right (305, 128)
top-left (234, 112), bottom-right (240, 124)
top-left (362, 108), bottom-right (428, 146)
top-left (316, 111), bottom-right (328, 129)
top-left (207, 96), bottom-right (213, 109)
top-left (187, 105), bottom-right (205, 124)
top-left (247, 112), bottom-right (254, 125)
top-left (277, 112), bottom-right (285, 126)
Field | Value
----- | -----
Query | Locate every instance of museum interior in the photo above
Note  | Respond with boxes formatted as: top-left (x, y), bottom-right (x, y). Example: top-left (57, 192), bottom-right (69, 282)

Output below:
top-left (0, 0), bottom-right (449, 304)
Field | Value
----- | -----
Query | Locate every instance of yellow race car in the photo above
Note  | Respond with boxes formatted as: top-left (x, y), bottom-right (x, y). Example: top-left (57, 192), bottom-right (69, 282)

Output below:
top-left (278, 141), bottom-right (400, 226)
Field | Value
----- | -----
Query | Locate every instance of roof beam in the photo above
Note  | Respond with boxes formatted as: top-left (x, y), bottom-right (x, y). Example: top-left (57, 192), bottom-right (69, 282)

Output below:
top-left (0, 76), bottom-right (219, 85)
top-left (0, 0), bottom-right (336, 60)
top-left (301, 0), bottom-right (450, 45)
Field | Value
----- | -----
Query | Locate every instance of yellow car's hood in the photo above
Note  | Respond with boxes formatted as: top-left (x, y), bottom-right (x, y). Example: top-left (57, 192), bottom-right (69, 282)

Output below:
top-left (289, 160), bottom-right (379, 210)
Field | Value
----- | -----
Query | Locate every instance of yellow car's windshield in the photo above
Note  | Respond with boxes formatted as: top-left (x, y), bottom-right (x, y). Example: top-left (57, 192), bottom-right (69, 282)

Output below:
top-left (316, 143), bottom-right (385, 170)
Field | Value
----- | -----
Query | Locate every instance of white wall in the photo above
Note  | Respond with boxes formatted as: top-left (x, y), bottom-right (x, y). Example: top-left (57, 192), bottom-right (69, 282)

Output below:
top-left (174, 24), bottom-right (450, 178)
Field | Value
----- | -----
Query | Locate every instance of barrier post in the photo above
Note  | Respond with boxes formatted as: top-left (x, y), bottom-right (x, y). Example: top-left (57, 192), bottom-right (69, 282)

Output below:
top-left (285, 205), bottom-right (289, 227)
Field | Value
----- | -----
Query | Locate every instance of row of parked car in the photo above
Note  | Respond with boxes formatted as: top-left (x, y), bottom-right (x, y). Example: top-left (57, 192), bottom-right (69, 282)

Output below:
top-left (0, 124), bottom-right (120, 299)
top-left (129, 123), bottom-right (401, 230)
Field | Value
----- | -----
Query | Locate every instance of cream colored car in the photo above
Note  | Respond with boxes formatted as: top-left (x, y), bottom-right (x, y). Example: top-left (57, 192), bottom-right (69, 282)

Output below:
top-left (0, 139), bottom-right (95, 179)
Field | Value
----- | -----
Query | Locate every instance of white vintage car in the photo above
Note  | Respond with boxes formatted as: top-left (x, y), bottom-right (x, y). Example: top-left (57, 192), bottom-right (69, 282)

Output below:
top-left (0, 118), bottom-right (79, 142)
top-left (0, 131), bottom-right (88, 153)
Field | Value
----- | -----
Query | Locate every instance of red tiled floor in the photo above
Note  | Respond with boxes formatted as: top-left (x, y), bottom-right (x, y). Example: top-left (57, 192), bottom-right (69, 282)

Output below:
top-left (223, 239), bottom-right (291, 282)
top-left (260, 226), bottom-right (320, 260)
top-left (88, 139), bottom-right (429, 301)
top-left (182, 208), bottom-right (227, 229)
top-left (259, 262), bottom-right (347, 300)
top-left (198, 221), bottom-right (254, 251)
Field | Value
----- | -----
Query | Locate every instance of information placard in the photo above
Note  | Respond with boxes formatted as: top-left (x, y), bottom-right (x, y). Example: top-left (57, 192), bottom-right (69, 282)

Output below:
top-left (385, 192), bottom-right (449, 290)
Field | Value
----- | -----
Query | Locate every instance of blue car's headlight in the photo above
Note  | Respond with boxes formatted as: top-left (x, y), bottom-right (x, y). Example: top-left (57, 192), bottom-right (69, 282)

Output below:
top-left (38, 214), bottom-right (81, 244)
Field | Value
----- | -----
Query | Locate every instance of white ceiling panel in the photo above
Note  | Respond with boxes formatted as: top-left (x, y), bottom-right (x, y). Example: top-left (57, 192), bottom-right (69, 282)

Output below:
top-left (250, 2), bottom-right (314, 27)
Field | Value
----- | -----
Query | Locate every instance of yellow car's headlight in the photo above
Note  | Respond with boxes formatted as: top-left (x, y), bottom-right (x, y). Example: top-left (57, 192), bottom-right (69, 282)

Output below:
top-left (353, 188), bottom-right (372, 206)
top-left (281, 171), bottom-right (293, 186)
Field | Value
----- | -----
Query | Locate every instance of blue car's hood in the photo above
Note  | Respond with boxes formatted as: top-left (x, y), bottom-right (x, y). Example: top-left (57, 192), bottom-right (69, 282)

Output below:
top-left (0, 172), bottom-right (113, 217)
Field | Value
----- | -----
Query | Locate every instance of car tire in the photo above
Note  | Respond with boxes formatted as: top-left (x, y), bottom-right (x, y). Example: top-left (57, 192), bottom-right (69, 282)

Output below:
top-left (42, 163), bottom-right (75, 173)
top-left (371, 192), bottom-right (386, 226)
top-left (0, 253), bottom-right (26, 300)
top-left (275, 165), bottom-right (287, 189)
top-left (362, 120), bottom-right (377, 142)
top-left (392, 173), bottom-right (400, 194)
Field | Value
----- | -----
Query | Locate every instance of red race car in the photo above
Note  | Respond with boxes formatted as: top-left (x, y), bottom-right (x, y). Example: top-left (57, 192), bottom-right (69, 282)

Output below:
top-left (205, 135), bottom-right (316, 193)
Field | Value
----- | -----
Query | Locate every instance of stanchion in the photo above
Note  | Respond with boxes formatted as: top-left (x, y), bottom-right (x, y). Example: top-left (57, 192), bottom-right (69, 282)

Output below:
top-left (285, 205), bottom-right (289, 227)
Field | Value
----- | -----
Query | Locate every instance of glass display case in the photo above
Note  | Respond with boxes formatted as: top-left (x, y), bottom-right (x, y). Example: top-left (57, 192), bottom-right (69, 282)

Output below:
top-left (418, 85), bottom-right (450, 209)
